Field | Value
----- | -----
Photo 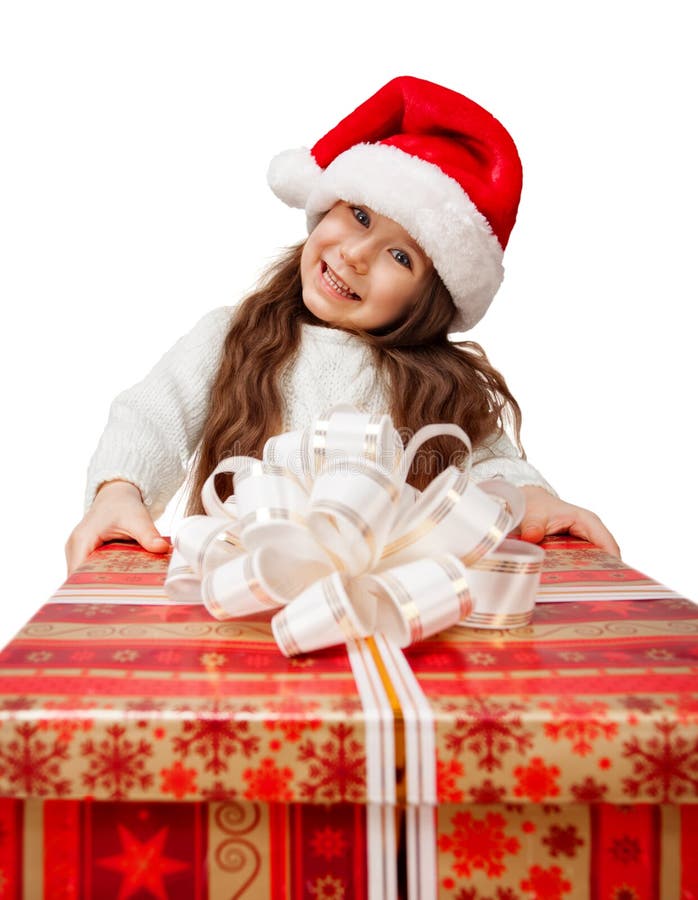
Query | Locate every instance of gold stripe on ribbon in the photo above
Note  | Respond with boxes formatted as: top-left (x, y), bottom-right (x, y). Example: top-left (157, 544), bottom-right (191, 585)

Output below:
top-left (218, 531), bottom-right (243, 550)
top-left (200, 576), bottom-right (229, 620)
top-left (380, 472), bottom-right (471, 560)
top-left (460, 505), bottom-right (511, 567)
top-left (380, 520), bottom-right (437, 560)
top-left (470, 557), bottom-right (543, 575)
top-left (377, 573), bottom-right (423, 644)
top-left (363, 414), bottom-right (383, 463)
top-left (428, 473), bottom-right (470, 528)
top-left (313, 500), bottom-right (376, 558)
top-left (196, 524), bottom-right (239, 572)
top-left (242, 556), bottom-right (283, 610)
top-left (463, 609), bottom-right (533, 628)
top-left (300, 427), bottom-right (312, 477)
top-left (273, 610), bottom-right (302, 657)
top-left (365, 636), bottom-right (407, 807)
top-left (323, 577), bottom-right (364, 641)
top-left (312, 417), bottom-right (330, 471)
top-left (438, 557), bottom-right (472, 620)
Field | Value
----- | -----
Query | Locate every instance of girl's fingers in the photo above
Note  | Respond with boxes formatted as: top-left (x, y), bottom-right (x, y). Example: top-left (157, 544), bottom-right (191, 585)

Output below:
top-left (518, 514), bottom-right (548, 544)
top-left (65, 503), bottom-right (170, 576)
top-left (517, 489), bottom-right (621, 558)
top-left (569, 515), bottom-right (621, 558)
top-left (65, 530), bottom-right (99, 576)
top-left (138, 530), bottom-right (170, 553)
top-left (130, 507), bottom-right (170, 553)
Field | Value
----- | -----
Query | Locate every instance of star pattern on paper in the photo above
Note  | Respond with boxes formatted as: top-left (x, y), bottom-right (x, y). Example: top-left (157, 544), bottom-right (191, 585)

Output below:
top-left (97, 823), bottom-right (189, 899)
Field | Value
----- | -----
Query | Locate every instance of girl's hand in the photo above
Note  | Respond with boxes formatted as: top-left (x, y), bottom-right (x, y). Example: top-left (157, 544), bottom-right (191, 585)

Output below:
top-left (516, 485), bottom-right (621, 557)
top-left (65, 480), bottom-right (170, 575)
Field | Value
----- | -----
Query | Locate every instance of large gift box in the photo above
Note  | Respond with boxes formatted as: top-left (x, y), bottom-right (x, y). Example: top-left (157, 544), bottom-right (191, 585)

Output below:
top-left (1, 536), bottom-right (697, 898)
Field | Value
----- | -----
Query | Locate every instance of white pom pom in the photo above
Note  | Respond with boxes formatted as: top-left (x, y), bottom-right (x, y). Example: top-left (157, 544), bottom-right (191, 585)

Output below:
top-left (267, 147), bottom-right (323, 209)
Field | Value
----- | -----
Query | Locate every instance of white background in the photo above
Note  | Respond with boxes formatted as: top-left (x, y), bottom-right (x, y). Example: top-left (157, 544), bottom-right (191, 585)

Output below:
top-left (1, 1), bottom-right (696, 649)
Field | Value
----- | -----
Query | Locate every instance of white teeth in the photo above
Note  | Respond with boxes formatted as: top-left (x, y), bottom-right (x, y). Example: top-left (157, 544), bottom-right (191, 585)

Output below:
top-left (323, 264), bottom-right (358, 299)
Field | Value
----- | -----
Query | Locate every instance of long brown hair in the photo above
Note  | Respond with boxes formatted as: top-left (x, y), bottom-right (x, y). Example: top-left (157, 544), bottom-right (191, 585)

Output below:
top-left (185, 241), bottom-right (522, 514)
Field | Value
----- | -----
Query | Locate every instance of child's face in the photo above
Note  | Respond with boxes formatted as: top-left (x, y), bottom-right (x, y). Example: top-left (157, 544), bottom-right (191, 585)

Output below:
top-left (300, 202), bottom-right (432, 330)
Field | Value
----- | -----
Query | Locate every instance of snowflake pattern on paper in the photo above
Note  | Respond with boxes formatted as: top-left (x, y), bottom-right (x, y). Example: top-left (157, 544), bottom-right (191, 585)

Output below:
top-left (200, 780), bottom-right (239, 801)
top-left (570, 776), bottom-right (608, 803)
top-left (611, 887), bottom-right (639, 900)
top-left (263, 697), bottom-right (322, 742)
top-left (619, 696), bottom-right (662, 715)
top-left (172, 714), bottom-right (260, 775)
top-left (468, 779), bottom-right (507, 804)
top-left (437, 756), bottom-right (465, 803)
top-left (542, 824), bottom-right (584, 858)
top-left (160, 760), bottom-right (197, 798)
top-left (444, 698), bottom-right (534, 772)
top-left (0, 696), bottom-right (36, 714)
top-left (609, 835), bottom-right (642, 864)
top-left (452, 889), bottom-right (518, 900)
top-left (438, 810), bottom-right (520, 878)
top-left (513, 757), bottom-right (561, 803)
top-left (0, 722), bottom-right (72, 796)
top-left (76, 546), bottom-right (168, 575)
top-left (541, 699), bottom-right (619, 756)
top-left (520, 864), bottom-right (571, 899)
top-left (622, 719), bottom-right (698, 801)
top-left (243, 757), bottom-right (293, 802)
top-left (298, 723), bottom-right (366, 803)
top-left (37, 699), bottom-right (94, 744)
top-left (667, 694), bottom-right (698, 724)
top-left (310, 826), bottom-right (349, 861)
top-left (81, 723), bottom-right (153, 800)
top-left (308, 873), bottom-right (345, 899)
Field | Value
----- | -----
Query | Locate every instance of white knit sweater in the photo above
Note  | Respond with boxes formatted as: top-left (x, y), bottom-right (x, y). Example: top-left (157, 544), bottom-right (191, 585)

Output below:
top-left (85, 306), bottom-right (554, 519)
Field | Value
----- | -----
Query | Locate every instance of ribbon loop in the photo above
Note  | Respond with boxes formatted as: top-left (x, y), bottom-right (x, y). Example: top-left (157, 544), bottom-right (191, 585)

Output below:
top-left (166, 407), bottom-right (544, 655)
top-left (370, 554), bottom-right (472, 647)
top-left (272, 572), bottom-right (376, 657)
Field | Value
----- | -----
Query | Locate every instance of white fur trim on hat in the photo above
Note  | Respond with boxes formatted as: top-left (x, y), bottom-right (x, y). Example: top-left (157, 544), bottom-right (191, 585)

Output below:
top-left (267, 148), bottom-right (323, 210)
top-left (304, 143), bottom-right (504, 332)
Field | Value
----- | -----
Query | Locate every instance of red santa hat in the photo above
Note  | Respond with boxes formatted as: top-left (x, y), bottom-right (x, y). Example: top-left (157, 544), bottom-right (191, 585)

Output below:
top-left (267, 75), bottom-right (523, 332)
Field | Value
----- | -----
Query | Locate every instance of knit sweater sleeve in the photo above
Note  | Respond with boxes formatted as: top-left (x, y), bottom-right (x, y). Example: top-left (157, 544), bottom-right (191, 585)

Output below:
top-left (470, 430), bottom-right (557, 496)
top-left (84, 306), bottom-right (234, 519)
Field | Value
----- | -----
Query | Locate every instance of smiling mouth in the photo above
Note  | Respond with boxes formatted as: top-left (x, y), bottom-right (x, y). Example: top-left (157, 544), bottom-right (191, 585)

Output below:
top-left (321, 262), bottom-right (361, 300)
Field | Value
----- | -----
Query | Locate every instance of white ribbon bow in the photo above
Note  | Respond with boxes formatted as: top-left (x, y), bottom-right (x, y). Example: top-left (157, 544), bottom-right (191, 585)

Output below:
top-left (165, 407), bottom-right (544, 656)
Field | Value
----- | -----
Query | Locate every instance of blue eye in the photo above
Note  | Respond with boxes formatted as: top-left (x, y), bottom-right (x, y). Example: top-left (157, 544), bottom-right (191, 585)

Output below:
top-left (351, 207), bottom-right (370, 227)
top-left (391, 249), bottom-right (412, 269)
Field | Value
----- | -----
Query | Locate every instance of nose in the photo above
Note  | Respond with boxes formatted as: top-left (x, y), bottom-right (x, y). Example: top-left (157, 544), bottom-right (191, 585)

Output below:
top-left (340, 235), bottom-right (371, 275)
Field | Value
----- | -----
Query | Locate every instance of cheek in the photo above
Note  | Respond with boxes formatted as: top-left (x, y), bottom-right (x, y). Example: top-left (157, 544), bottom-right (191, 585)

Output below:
top-left (382, 269), bottom-right (417, 310)
top-left (300, 236), bottom-right (320, 274)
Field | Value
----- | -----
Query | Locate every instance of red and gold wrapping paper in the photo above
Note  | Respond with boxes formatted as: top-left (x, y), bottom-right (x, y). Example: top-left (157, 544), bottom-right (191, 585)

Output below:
top-left (2, 799), bottom-right (698, 898)
top-left (435, 802), bottom-right (698, 899)
top-left (0, 546), bottom-right (373, 806)
top-left (1, 535), bottom-right (697, 898)
top-left (0, 797), bottom-right (368, 898)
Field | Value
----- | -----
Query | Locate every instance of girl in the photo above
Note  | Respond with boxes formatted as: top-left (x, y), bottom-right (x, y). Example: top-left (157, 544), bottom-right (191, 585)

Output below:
top-left (65, 75), bottom-right (618, 573)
